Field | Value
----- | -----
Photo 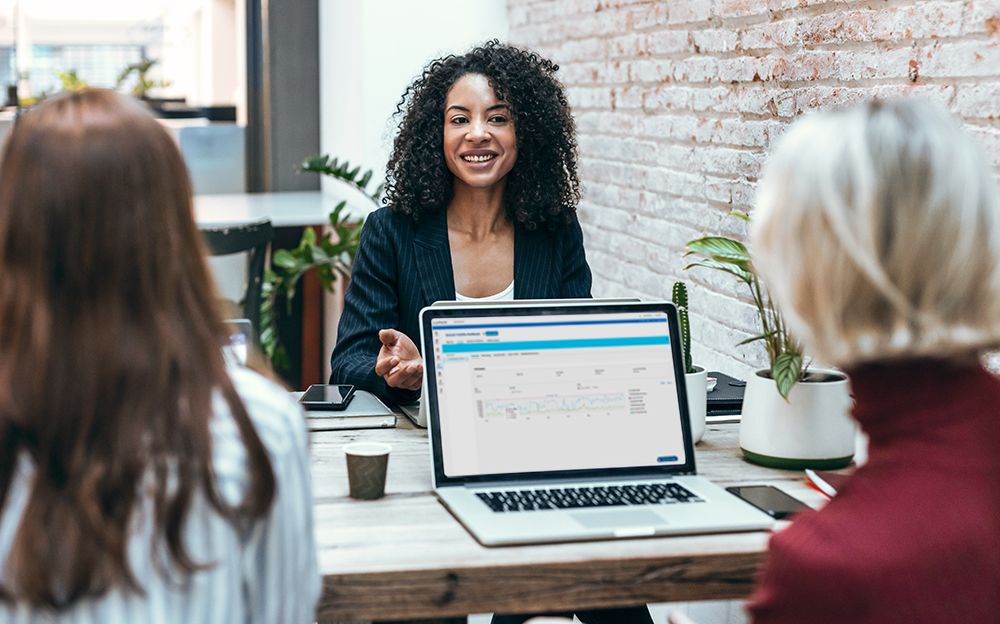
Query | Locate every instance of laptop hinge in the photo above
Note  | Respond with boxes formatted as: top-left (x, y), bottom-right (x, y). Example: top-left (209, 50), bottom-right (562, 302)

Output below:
top-left (461, 472), bottom-right (693, 489)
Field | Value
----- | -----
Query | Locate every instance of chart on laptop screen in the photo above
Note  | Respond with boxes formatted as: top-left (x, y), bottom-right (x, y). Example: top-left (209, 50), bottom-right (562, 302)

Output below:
top-left (430, 311), bottom-right (686, 477)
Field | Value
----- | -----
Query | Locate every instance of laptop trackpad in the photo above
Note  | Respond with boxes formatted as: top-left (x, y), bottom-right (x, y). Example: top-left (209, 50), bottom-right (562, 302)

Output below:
top-left (571, 510), bottom-right (664, 529)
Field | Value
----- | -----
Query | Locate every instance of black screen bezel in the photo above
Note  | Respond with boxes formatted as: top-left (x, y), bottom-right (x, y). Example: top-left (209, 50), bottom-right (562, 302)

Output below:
top-left (420, 302), bottom-right (696, 487)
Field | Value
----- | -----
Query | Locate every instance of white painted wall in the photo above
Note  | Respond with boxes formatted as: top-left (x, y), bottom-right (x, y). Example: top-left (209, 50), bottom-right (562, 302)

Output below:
top-left (318, 0), bottom-right (509, 198)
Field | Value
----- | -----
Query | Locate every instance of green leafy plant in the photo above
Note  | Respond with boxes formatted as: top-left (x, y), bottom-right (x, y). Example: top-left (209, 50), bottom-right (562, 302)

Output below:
top-left (684, 213), bottom-right (805, 399)
top-left (260, 156), bottom-right (379, 371)
top-left (57, 69), bottom-right (89, 92)
top-left (115, 56), bottom-right (171, 98)
top-left (671, 282), bottom-right (696, 374)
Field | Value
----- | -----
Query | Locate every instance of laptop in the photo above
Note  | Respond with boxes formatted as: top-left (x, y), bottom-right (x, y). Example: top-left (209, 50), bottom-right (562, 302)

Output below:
top-left (400, 298), bottom-right (641, 427)
top-left (418, 301), bottom-right (773, 546)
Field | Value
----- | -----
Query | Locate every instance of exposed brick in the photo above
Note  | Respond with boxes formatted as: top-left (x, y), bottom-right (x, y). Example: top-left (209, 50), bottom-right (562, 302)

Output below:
top-left (691, 28), bottom-right (741, 53)
top-left (629, 3), bottom-right (670, 31)
top-left (667, 0), bottom-right (713, 25)
top-left (919, 40), bottom-right (1000, 78)
top-left (512, 0), bottom-right (1000, 373)
top-left (963, 0), bottom-right (1000, 35)
top-left (967, 126), bottom-right (1000, 167)
top-left (740, 19), bottom-right (801, 51)
top-left (647, 30), bottom-right (695, 55)
top-left (953, 82), bottom-right (1000, 118)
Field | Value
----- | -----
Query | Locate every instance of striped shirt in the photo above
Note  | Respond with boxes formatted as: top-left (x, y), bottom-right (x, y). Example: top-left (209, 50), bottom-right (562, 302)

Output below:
top-left (0, 366), bottom-right (320, 623)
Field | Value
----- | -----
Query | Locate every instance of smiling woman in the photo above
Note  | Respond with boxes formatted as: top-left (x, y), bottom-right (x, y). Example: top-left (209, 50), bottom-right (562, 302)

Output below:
top-left (384, 39), bottom-right (580, 230)
top-left (330, 40), bottom-right (595, 404)
top-left (328, 39), bottom-right (652, 624)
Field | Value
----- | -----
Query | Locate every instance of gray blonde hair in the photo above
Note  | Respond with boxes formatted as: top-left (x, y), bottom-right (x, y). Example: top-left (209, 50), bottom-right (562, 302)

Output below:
top-left (751, 99), bottom-right (1000, 366)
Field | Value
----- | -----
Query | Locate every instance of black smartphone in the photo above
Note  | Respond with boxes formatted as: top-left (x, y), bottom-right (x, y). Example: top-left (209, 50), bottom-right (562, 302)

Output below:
top-left (299, 384), bottom-right (355, 411)
top-left (726, 485), bottom-right (810, 520)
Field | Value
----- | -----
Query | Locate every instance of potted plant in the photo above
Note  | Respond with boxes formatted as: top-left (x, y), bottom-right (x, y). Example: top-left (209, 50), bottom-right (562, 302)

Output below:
top-left (672, 282), bottom-right (707, 443)
top-left (685, 216), bottom-right (854, 469)
top-left (260, 156), bottom-right (377, 373)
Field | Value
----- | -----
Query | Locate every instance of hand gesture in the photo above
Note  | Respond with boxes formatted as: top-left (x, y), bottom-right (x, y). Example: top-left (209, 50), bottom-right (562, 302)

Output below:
top-left (374, 329), bottom-right (423, 391)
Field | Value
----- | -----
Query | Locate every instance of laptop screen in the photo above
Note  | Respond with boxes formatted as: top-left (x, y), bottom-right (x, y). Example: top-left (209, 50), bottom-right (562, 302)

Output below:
top-left (427, 307), bottom-right (688, 479)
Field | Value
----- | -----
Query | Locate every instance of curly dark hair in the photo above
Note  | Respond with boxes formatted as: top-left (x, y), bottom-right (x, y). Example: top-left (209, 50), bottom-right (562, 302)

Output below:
top-left (384, 40), bottom-right (580, 232)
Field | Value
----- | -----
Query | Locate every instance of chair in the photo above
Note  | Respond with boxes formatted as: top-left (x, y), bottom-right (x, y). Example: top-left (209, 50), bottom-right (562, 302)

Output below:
top-left (199, 219), bottom-right (273, 343)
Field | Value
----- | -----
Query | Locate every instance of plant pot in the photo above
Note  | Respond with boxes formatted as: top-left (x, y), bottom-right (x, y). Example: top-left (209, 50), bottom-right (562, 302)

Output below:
top-left (740, 368), bottom-right (854, 470)
top-left (684, 366), bottom-right (707, 444)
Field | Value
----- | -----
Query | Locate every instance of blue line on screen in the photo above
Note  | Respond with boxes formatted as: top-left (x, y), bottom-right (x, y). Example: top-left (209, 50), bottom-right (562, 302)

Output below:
top-left (432, 318), bottom-right (667, 331)
top-left (440, 336), bottom-right (669, 353)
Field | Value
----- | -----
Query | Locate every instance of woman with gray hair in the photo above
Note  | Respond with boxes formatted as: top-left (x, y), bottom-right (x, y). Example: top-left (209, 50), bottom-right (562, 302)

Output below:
top-left (740, 99), bottom-right (1000, 623)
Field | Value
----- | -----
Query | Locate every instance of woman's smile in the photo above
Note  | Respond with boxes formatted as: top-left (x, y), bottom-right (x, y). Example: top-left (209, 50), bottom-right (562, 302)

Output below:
top-left (443, 73), bottom-right (517, 190)
top-left (460, 149), bottom-right (499, 167)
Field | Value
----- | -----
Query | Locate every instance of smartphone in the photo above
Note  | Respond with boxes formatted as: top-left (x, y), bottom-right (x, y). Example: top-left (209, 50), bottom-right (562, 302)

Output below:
top-left (726, 485), bottom-right (810, 520)
top-left (299, 384), bottom-right (355, 411)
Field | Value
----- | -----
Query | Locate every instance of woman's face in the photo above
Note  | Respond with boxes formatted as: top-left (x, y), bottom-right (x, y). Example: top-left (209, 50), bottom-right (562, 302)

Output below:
top-left (443, 73), bottom-right (517, 191)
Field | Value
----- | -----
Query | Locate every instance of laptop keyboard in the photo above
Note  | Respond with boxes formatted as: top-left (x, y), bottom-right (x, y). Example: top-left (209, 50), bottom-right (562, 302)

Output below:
top-left (475, 483), bottom-right (704, 513)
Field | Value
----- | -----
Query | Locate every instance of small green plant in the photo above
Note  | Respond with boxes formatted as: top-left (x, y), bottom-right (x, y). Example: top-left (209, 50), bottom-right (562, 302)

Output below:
top-left (671, 282), bottom-right (695, 374)
top-left (260, 156), bottom-right (380, 372)
top-left (684, 213), bottom-right (805, 399)
top-left (57, 69), bottom-right (89, 92)
top-left (116, 56), bottom-right (171, 98)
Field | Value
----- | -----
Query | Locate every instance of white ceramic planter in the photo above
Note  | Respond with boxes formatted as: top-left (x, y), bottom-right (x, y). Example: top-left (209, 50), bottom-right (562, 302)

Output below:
top-left (740, 367), bottom-right (855, 470)
top-left (684, 366), bottom-right (707, 444)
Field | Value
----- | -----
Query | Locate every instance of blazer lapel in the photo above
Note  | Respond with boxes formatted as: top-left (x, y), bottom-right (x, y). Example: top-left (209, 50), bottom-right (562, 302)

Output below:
top-left (413, 209), bottom-right (456, 305)
top-left (514, 224), bottom-right (555, 299)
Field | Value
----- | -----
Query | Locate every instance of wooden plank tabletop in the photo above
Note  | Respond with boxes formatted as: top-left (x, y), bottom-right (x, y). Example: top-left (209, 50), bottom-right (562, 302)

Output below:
top-left (311, 420), bottom-right (825, 623)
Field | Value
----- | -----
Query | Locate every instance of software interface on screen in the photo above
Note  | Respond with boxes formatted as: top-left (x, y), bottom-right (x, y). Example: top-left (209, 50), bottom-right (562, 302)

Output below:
top-left (430, 311), bottom-right (686, 477)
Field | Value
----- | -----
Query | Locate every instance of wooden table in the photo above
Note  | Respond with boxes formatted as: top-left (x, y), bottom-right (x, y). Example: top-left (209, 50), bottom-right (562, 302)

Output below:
top-left (310, 420), bottom-right (825, 623)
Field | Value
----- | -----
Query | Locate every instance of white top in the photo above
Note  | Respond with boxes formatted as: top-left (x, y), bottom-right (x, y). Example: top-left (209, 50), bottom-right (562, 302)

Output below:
top-left (0, 366), bottom-right (320, 624)
top-left (455, 280), bottom-right (515, 302)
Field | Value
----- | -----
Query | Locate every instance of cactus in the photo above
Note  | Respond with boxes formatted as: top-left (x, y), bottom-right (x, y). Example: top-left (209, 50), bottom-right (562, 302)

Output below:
top-left (672, 282), bottom-right (695, 374)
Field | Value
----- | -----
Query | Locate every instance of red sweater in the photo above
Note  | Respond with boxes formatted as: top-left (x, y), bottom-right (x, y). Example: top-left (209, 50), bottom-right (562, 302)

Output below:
top-left (747, 360), bottom-right (1000, 624)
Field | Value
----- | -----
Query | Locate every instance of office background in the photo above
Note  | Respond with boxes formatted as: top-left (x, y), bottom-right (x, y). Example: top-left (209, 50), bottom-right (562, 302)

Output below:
top-left (2, 0), bottom-right (997, 381)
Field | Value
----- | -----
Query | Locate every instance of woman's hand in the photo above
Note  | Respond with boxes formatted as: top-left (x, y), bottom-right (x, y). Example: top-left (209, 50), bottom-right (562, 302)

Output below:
top-left (374, 329), bottom-right (424, 391)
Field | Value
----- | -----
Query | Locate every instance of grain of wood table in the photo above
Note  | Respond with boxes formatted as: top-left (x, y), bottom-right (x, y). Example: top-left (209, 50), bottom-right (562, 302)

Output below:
top-left (311, 419), bottom-right (825, 624)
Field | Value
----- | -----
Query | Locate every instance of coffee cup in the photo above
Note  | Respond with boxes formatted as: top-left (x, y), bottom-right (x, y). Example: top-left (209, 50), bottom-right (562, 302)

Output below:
top-left (344, 442), bottom-right (391, 500)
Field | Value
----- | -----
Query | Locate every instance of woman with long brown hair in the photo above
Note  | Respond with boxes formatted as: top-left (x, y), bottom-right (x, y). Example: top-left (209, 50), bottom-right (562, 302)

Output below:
top-left (0, 89), bottom-right (318, 621)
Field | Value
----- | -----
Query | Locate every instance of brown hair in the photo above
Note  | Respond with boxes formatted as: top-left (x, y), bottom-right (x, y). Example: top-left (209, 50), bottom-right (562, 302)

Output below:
top-left (0, 89), bottom-right (276, 608)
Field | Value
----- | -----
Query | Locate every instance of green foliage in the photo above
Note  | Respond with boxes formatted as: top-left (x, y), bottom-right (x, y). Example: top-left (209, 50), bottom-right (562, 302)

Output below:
top-left (57, 70), bottom-right (89, 92)
top-left (684, 213), bottom-right (805, 400)
top-left (260, 157), bottom-right (379, 371)
top-left (115, 56), bottom-right (171, 98)
top-left (772, 352), bottom-right (804, 400)
top-left (300, 155), bottom-right (385, 203)
top-left (671, 282), bottom-right (695, 374)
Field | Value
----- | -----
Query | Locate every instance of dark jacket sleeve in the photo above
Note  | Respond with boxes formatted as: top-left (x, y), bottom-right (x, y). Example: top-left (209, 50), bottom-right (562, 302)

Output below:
top-left (559, 215), bottom-right (593, 298)
top-left (329, 210), bottom-right (419, 405)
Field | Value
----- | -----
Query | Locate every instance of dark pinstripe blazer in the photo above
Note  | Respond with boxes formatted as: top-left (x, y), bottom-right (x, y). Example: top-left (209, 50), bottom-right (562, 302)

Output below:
top-left (330, 206), bottom-right (593, 403)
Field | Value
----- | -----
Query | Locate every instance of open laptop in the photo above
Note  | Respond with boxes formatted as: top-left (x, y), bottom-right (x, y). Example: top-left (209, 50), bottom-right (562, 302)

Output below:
top-left (418, 301), bottom-right (773, 546)
top-left (399, 298), bottom-right (641, 427)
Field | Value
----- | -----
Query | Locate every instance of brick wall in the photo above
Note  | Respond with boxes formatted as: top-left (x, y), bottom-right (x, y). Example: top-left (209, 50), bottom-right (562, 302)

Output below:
top-left (509, 0), bottom-right (1000, 378)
